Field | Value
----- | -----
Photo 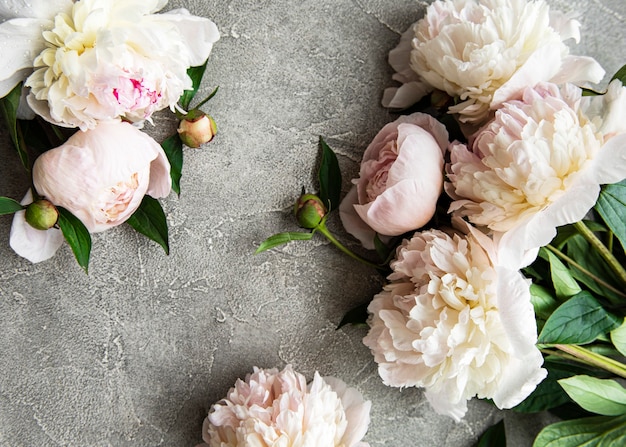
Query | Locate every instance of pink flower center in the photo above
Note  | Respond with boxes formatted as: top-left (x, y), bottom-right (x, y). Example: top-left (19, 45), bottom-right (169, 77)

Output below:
top-left (97, 173), bottom-right (140, 223)
top-left (113, 77), bottom-right (161, 116)
top-left (364, 140), bottom-right (398, 202)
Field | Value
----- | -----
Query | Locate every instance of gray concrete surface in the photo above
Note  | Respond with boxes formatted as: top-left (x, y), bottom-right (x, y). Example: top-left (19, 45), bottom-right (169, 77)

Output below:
top-left (1, 1), bottom-right (625, 446)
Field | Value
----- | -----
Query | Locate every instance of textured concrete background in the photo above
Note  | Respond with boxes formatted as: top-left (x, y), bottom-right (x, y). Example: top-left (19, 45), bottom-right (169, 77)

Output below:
top-left (1, 1), bottom-right (625, 446)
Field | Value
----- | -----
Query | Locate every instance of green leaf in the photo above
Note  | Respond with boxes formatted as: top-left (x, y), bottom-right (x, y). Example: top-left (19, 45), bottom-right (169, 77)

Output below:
top-left (255, 231), bottom-right (313, 254)
top-left (337, 302), bottom-right (369, 329)
top-left (559, 375), bottom-right (626, 416)
top-left (318, 137), bottom-right (342, 212)
top-left (530, 283), bottom-right (559, 321)
top-left (179, 60), bottom-right (208, 110)
top-left (57, 207), bottom-right (91, 273)
top-left (475, 419), bottom-right (505, 447)
top-left (533, 414), bottom-right (626, 447)
top-left (126, 195), bottom-right (169, 254)
top-left (0, 197), bottom-right (24, 215)
top-left (610, 318), bottom-right (626, 357)
top-left (0, 83), bottom-right (29, 170)
top-left (161, 134), bottom-right (183, 195)
top-left (543, 248), bottom-right (581, 300)
top-left (538, 291), bottom-right (621, 345)
top-left (552, 222), bottom-right (606, 249)
top-left (610, 64), bottom-right (626, 86)
top-left (595, 179), bottom-right (626, 253)
top-left (581, 87), bottom-right (604, 97)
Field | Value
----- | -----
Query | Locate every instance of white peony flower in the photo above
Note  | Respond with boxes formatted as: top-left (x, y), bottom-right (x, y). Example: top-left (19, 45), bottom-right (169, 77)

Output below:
top-left (383, 0), bottom-right (605, 125)
top-left (363, 225), bottom-right (546, 421)
top-left (447, 81), bottom-right (626, 268)
top-left (0, 0), bottom-right (220, 130)
top-left (199, 365), bottom-right (371, 447)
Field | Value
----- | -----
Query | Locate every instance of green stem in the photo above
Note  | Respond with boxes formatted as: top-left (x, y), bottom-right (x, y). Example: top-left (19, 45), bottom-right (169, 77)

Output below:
top-left (316, 222), bottom-right (382, 271)
top-left (574, 221), bottom-right (626, 287)
top-left (553, 344), bottom-right (626, 379)
top-left (194, 86), bottom-right (219, 110)
top-left (545, 244), bottom-right (626, 300)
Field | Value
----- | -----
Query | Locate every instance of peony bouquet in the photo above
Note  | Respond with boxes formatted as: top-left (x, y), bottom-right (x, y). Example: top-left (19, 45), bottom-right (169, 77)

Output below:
top-left (258, 0), bottom-right (626, 444)
top-left (0, 0), bottom-right (220, 271)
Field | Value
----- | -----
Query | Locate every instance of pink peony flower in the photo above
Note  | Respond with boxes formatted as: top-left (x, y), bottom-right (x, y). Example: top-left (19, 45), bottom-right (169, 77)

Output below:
top-left (447, 81), bottom-right (626, 268)
top-left (199, 365), bottom-right (371, 447)
top-left (9, 120), bottom-right (171, 262)
top-left (339, 113), bottom-right (448, 249)
top-left (363, 223), bottom-right (546, 421)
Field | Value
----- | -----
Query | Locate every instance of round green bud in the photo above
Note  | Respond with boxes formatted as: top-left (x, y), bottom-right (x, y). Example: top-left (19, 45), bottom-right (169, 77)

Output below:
top-left (25, 199), bottom-right (59, 231)
top-left (294, 194), bottom-right (327, 229)
top-left (177, 110), bottom-right (217, 148)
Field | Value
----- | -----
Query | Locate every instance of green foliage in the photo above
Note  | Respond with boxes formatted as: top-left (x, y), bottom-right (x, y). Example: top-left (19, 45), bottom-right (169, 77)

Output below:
top-left (0, 83), bottom-right (28, 170)
top-left (255, 231), bottom-right (314, 254)
top-left (595, 179), bottom-right (626, 253)
top-left (318, 137), bottom-right (342, 212)
top-left (57, 207), bottom-right (91, 273)
top-left (337, 302), bottom-right (369, 329)
top-left (559, 375), bottom-right (626, 416)
top-left (126, 195), bottom-right (169, 254)
top-left (610, 319), bottom-right (626, 357)
top-left (533, 414), bottom-right (626, 447)
top-left (161, 134), bottom-right (184, 195)
top-left (610, 64), bottom-right (626, 86)
top-left (475, 419), bottom-right (505, 447)
top-left (543, 248), bottom-right (581, 300)
top-left (538, 291), bottom-right (621, 345)
top-left (0, 197), bottom-right (24, 215)
top-left (179, 60), bottom-right (208, 110)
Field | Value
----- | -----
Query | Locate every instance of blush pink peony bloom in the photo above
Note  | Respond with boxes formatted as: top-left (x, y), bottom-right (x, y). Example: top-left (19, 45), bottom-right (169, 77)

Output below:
top-left (383, 0), bottom-right (604, 125)
top-left (447, 81), bottom-right (626, 268)
top-left (0, 0), bottom-right (220, 130)
top-left (9, 120), bottom-right (171, 263)
top-left (363, 224), bottom-right (546, 421)
top-left (339, 113), bottom-right (448, 249)
top-left (198, 365), bottom-right (371, 447)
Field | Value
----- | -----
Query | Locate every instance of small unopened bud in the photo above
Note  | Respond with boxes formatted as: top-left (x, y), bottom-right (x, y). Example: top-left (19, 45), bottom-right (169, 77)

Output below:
top-left (25, 199), bottom-right (59, 230)
top-left (178, 110), bottom-right (217, 148)
top-left (294, 194), bottom-right (326, 229)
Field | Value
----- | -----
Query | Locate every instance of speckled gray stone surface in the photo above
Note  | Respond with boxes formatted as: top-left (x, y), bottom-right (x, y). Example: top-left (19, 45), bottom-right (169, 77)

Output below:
top-left (1, 1), bottom-right (625, 446)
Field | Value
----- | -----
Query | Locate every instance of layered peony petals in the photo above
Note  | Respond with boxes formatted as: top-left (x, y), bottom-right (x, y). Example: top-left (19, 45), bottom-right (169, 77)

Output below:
top-left (339, 113), bottom-right (448, 249)
top-left (200, 365), bottom-right (371, 447)
top-left (9, 190), bottom-right (64, 263)
top-left (363, 226), bottom-right (546, 421)
top-left (32, 121), bottom-right (171, 233)
top-left (447, 81), bottom-right (626, 268)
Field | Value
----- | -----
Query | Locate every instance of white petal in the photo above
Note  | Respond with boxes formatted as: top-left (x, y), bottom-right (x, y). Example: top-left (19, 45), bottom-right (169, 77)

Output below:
top-left (0, 18), bottom-right (50, 97)
top-left (158, 10), bottom-right (220, 66)
top-left (9, 190), bottom-right (64, 263)
top-left (0, 0), bottom-right (72, 21)
top-left (550, 55), bottom-right (605, 85)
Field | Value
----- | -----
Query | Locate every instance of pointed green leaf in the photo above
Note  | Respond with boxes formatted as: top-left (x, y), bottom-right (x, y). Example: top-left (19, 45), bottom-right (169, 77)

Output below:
top-left (0, 197), bottom-right (24, 215)
top-left (57, 207), bottom-right (91, 273)
top-left (161, 134), bottom-right (183, 195)
top-left (255, 231), bottom-right (313, 254)
top-left (126, 195), bottom-right (169, 254)
top-left (610, 64), bottom-right (626, 86)
top-left (595, 179), bottom-right (626, 253)
top-left (538, 291), bottom-right (621, 345)
top-left (559, 375), bottom-right (626, 416)
top-left (337, 302), bottom-right (369, 329)
top-left (179, 60), bottom-right (208, 110)
top-left (610, 318), bottom-right (626, 357)
top-left (533, 414), bottom-right (626, 447)
top-left (318, 137), bottom-right (342, 212)
top-left (529, 283), bottom-right (559, 321)
top-left (543, 248), bottom-right (581, 300)
top-left (476, 419), bottom-right (505, 447)
top-left (0, 83), bottom-right (29, 170)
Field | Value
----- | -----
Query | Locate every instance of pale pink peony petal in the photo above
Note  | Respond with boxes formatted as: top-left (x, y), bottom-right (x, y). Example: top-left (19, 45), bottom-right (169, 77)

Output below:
top-left (9, 190), bottom-right (64, 263)
top-left (159, 9), bottom-right (221, 67)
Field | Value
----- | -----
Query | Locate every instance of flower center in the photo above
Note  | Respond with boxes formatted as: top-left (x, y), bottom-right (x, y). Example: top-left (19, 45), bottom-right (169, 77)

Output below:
top-left (95, 173), bottom-right (140, 224)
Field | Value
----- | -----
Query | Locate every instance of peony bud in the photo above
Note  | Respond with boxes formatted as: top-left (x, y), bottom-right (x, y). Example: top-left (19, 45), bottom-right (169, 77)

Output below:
top-left (177, 110), bottom-right (217, 148)
top-left (294, 193), bottom-right (327, 229)
top-left (24, 199), bottom-right (59, 230)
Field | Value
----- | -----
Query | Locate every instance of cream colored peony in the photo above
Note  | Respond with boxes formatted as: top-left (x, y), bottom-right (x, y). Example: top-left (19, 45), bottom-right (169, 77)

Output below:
top-left (199, 365), bottom-right (371, 447)
top-left (363, 224), bottom-right (546, 421)
top-left (447, 81), bottom-right (626, 268)
top-left (0, 0), bottom-right (219, 130)
top-left (383, 0), bottom-right (604, 125)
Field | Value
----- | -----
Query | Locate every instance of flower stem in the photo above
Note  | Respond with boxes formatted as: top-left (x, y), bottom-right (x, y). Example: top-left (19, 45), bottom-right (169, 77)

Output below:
top-left (315, 222), bottom-right (382, 271)
top-left (545, 244), bottom-right (626, 300)
top-left (552, 344), bottom-right (626, 379)
top-left (574, 221), bottom-right (626, 287)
